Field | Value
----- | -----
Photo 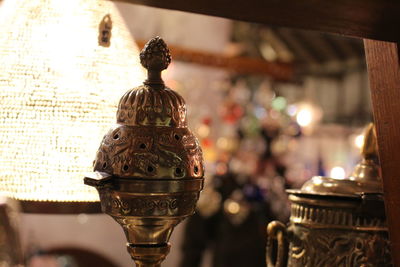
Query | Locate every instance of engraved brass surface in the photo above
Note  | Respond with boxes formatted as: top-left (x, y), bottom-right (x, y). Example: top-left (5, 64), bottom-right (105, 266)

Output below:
top-left (85, 37), bottom-right (204, 267)
top-left (93, 126), bottom-right (203, 178)
top-left (286, 225), bottom-right (390, 267)
top-left (267, 124), bottom-right (392, 267)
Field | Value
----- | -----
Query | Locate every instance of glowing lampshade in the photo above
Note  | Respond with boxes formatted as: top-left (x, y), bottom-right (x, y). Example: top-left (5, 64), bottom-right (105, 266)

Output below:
top-left (0, 0), bottom-right (145, 212)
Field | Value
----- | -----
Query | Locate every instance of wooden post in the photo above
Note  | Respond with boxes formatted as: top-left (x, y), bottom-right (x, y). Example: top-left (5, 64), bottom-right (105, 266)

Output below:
top-left (364, 39), bottom-right (400, 265)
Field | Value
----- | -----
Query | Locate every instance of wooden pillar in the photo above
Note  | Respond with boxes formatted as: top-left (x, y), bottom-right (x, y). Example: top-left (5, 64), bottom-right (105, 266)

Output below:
top-left (364, 39), bottom-right (400, 265)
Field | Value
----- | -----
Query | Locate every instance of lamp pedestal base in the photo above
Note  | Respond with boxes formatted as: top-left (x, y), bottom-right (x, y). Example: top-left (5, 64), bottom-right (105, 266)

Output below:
top-left (84, 174), bottom-right (204, 267)
top-left (128, 244), bottom-right (171, 267)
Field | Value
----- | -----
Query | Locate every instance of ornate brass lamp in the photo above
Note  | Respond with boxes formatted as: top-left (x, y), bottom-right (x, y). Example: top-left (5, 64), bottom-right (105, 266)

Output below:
top-left (85, 37), bottom-right (204, 267)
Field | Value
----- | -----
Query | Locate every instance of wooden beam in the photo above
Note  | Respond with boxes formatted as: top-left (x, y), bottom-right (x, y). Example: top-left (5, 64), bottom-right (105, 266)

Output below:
top-left (114, 0), bottom-right (400, 42)
top-left (364, 39), bottom-right (400, 265)
top-left (136, 40), bottom-right (294, 80)
top-left (273, 28), bottom-right (320, 64)
top-left (298, 32), bottom-right (345, 61)
top-left (325, 35), bottom-right (361, 60)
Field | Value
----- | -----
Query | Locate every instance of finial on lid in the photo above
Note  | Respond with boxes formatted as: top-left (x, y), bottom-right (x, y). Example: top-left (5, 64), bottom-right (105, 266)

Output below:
top-left (361, 123), bottom-right (378, 161)
top-left (140, 36), bottom-right (171, 86)
top-left (350, 123), bottom-right (381, 183)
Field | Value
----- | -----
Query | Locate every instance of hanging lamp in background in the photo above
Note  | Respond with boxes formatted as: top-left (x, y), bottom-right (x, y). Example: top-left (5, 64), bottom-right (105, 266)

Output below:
top-left (0, 0), bottom-right (145, 213)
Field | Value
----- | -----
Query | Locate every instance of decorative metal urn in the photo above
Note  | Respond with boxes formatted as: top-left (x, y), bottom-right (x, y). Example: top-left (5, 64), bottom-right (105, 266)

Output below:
top-left (84, 37), bottom-right (204, 267)
top-left (267, 124), bottom-right (391, 267)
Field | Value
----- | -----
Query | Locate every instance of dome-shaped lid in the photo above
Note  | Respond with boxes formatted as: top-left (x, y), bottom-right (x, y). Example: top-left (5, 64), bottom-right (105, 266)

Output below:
top-left (288, 123), bottom-right (382, 198)
top-left (92, 37), bottom-right (204, 179)
top-left (116, 37), bottom-right (187, 127)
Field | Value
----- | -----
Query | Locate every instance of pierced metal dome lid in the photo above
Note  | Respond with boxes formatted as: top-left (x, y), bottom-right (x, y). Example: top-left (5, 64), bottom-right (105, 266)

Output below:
top-left (288, 123), bottom-right (383, 198)
top-left (93, 37), bottom-right (204, 179)
top-left (116, 36), bottom-right (187, 127)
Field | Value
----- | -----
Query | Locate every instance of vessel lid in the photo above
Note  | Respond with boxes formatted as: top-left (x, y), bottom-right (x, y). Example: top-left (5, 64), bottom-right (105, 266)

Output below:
top-left (288, 123), bottom-right (382, 198)
top-left (91, 37), bottom-right (204, 179)
top-left (116, 36), bottom-right (187, 127)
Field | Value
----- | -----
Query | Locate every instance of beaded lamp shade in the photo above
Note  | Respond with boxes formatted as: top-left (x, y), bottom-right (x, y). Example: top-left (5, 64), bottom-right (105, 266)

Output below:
top-left (0, 0), bottom-right (145, 213)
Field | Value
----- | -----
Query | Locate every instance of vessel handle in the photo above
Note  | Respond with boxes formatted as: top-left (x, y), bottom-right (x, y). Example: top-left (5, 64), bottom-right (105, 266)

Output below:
top-left (266, 221), bottom-right (288, 267)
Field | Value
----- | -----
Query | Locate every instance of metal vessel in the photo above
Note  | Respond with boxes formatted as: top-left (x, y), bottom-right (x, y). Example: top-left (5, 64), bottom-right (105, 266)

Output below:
top-left (84, 37), bottom-right (204, 267)
top-left (267, 123), bottom-right (391, 267)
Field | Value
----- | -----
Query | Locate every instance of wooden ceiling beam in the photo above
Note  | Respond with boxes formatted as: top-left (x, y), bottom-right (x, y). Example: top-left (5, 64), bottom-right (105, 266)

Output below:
top-left (324, 35), bottom-right (362, 60)
top-left (113, 0), bottom-right (400, 42)
top-left (296, 31), bottom-right (344, 62)
top-left (273, 28), bottom-right (321, 64)
top-left (135, 40), bottom-right (294, 80)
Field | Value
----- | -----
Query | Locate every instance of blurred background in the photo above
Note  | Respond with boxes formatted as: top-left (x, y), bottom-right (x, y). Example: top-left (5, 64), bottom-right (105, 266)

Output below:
top-left (0, 2), bottom-right (372, 267)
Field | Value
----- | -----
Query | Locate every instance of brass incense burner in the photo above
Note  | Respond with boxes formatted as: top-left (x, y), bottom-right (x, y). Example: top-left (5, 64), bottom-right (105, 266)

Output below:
top-left (84, 37), bottom-right (204, 267)
top-left (267, 124), bottom-right (391, 267)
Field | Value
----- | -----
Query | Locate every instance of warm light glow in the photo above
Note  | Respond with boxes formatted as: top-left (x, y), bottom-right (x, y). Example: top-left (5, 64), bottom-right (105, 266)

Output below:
top-left (0, 0), bottom-right (145, 201)
top-left (293, 102), bottom-right (322, 132)
top-left (227, 201), bottom-right (240, 214)
top-left (355, 134), bottom-right (365, 149)
top-left (197, 124), bottom-right (210, 138)
top-left (216, 137), bottom-right (229, 150)
top-left (296, 108), bottom-right (313, 127)
top-left (330, 166), bottom-right (346, 180)
top-left (260, 43), bottom-right (278, 62)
